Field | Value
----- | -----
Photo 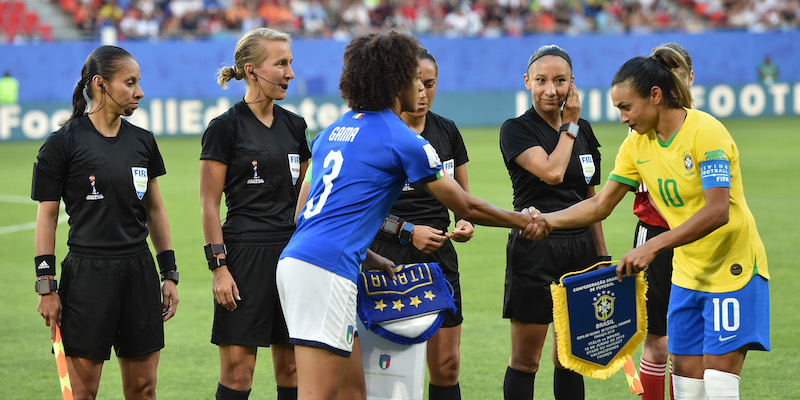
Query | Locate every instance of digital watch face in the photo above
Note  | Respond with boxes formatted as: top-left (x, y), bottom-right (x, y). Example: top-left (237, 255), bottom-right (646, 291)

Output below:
top-left (384, 220), bottom-right (400, 233)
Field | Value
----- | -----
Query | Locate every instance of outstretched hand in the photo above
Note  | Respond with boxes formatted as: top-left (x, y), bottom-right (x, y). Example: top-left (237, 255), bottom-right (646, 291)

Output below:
top-left (519, 206), bottom-right (552, 240)
top-left (363, 250), bottom-right (396, 282)
top-left (447, 219), bottom-right (474, 242)
top-left (615, 244), bottom-right (656, 281)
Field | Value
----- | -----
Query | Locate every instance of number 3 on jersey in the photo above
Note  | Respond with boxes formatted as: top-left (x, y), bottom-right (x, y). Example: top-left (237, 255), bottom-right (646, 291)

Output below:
top-left (303, 150), bottom-right (343, 219)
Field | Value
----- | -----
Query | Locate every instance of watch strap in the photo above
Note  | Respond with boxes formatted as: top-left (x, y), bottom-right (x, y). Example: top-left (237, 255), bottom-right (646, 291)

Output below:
top-left (35, 277), bottom-right (58, 295)
top-left (204, 242), bottom-right (227, 261)
top-left (398, 221), bottom-right (414, 245)
top-left (560, 122), bottom-right (579, 139)
top-left (208, 257), bottom-right (227, 271)
top-left (380, 215), bottom-right (402, 235)
top-left (161, 270), bottom-right (179, 285)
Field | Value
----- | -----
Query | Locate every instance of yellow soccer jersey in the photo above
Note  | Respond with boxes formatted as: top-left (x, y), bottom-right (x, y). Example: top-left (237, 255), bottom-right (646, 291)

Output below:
top-left (609, 108), bottom-right (768, 292)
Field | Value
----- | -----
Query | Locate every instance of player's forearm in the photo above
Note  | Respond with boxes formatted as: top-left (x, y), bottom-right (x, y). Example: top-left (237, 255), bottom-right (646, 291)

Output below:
top-left (545, 197), bottom-right (609, 230)
top-left (456, 197), bottom-right (529, 230)
top-left (35, 201), bottom-right (59, 256)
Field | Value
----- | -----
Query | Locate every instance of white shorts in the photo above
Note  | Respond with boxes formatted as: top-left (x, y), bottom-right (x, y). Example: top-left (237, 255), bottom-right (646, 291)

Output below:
top-left (276, 257), bottom-right (358, 356)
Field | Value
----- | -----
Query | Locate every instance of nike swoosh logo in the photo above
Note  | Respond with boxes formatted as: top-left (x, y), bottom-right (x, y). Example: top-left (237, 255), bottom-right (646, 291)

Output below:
top-left (718, 335), bottom-right (737, 342)
top-left (636, 159), bottom-right (652, 164)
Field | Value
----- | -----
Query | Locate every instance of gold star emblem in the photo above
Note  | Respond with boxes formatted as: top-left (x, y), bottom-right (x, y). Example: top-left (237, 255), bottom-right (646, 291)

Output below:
top-left (424, 290), bottom-right (436, 301)
top-left (392, 299), bottom-right (405, 311)
top-left (409, 296), bottom-right (422, 308)
top-left (374, 299), bottom-right (387, 311)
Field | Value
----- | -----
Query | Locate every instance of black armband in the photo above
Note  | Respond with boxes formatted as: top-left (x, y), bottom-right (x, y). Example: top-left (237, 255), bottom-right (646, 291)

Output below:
top-left (31, 162), bottom-right (62, 201)
top-left (597, 254), bottom-right (612, 262)
top-left (208, 257), bottom-right (227, 270)
top-left (35, 255), bottom-right (57, 277)
top-left (156, 250), bottom-right (177, 273)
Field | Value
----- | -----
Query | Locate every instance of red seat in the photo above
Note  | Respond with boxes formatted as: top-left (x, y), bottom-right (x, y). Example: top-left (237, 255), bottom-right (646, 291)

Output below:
top-left (22, 11), bottom-right (38, 35)
top-left (38, 23), bottom-right (52, 41)
top-left (61, 0), bottom-right (78, 13)
top-left (10, 0), bottom-right (26, 17)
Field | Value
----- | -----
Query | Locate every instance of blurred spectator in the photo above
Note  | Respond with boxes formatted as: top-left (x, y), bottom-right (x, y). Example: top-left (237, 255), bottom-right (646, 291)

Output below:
top-left (0, 71), bottom-right (20, 105)
top-left (55, 0), bottom-right (799, 40)
top-left (758, 55), bottom-right (779, 85)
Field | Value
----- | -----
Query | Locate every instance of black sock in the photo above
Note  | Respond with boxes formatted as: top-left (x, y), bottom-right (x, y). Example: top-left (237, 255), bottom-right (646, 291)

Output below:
top-left (503, 366), bottom-right (535, 399)
top-left (276, 386), bottom-right (298, 400)
top-left (553, 368), bottom-right (584, 400)
top-left (429, 382), bottom-right (461, 400)
top-left (216, 382), bottom-right (251, 400)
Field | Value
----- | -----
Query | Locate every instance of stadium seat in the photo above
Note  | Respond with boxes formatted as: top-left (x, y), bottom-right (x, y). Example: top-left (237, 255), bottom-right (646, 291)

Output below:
top-left (22, 11), bottom-right (38, 35)
top-left (38, 23), bottom-right (52, 41)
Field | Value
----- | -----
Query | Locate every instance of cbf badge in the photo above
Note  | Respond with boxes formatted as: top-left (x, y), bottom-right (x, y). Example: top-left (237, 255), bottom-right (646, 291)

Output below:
top-left (579, 154), bottom-right (595, 184)
top-left (131, 167), bottom-right (148, 200)
top-left (550, 262), bottom-right (647, 379)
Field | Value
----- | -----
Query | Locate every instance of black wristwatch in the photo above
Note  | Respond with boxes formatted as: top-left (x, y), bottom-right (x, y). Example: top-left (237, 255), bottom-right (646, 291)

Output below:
top-left (398, 221), bottom-right (414, 245)
top-left (35, 277), bottom-right (57, 295)
top-left (204, 242), bottom-right (227, 260)
top-left (560, 122), bottom-right (579, 139)
top-left (380, 215), bottom-right (402, 235)
top-left (161, 270), bottom-right (179, 285)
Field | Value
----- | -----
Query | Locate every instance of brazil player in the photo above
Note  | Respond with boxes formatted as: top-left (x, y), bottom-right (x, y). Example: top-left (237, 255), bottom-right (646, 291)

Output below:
top-left (499, 45), bottom-right (607, 400)
top-left (367, 47), bottom-right (473, 400)
top-left (200, 28), bottom-right (309, 400)
top-left (275, 30), bottom-right (548, 400)
top-left (538, 46), bottom-right (770, 400)
top-left (633, 42), bottom-right (694, 400)
top-left (33, 45), bottom-right (179, 399)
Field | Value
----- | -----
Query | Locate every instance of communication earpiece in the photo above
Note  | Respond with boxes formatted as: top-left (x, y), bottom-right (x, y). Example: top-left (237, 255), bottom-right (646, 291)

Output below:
top-left (249, 69), bottom-right (255, 75)
top-left (98, 82), bottom-right (104, 89)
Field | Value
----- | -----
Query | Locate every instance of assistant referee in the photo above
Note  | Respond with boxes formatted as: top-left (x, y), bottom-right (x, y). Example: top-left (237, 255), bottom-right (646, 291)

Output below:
top-left (33, 45), bottom-right (179, 399)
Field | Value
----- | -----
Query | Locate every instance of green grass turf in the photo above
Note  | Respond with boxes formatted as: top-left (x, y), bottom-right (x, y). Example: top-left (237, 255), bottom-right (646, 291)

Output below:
top-left (1, 117), bottom-right (798, 399)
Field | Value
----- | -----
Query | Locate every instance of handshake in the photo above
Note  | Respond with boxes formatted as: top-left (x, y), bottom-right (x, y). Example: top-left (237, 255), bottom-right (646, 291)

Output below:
top-left (519, 206), bottom-right (552, 241)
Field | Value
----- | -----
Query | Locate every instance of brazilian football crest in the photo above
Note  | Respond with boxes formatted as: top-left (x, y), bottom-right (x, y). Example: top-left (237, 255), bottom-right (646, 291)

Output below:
top-left (593, 290), bottom-right (615, 321)
top-left (379, 354), bottom-right (391, 370)
top-left (246, 160), bottom-right (264, 184)
top-left (683, 150), bottom-right (694, 171)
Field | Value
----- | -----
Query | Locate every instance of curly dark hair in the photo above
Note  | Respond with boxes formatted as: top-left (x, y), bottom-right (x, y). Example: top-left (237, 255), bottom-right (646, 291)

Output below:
top-left (339, 30), bottom-right (420, 111)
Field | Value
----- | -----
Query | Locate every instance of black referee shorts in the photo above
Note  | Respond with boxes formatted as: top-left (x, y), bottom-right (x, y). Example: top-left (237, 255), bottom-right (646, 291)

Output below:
top-left (211, 235), bottom-right (291, 347)
top-left (369, 237), bottom-right (463, 328)
top-left (634, 221), bottom-right (673, 336)
top-left (59, 243), bottom-right (164, 360)
top-left (503, 228), bottom-right (597, 324)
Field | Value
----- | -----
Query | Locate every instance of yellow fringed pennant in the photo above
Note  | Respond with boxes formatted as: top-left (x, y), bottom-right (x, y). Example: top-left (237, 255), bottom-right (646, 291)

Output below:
top-left (53, 325), bottom-right (74, 400)
top-left (550, 261), bottom-right (648, 380)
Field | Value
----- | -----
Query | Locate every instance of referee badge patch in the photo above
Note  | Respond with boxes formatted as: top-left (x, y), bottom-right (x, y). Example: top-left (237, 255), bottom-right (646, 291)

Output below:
top-left (131, 167), bottom-right (148, 200)
top-left (579, 154), bottom-right (595, 184)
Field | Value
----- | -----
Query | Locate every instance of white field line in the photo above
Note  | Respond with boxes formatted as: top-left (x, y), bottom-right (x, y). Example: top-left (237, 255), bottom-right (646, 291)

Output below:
top-left (0, 194), bottom-right (67, 235)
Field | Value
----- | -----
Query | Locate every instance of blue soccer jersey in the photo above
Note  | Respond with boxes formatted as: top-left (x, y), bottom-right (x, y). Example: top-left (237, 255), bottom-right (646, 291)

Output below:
top-left (281, 109), bottom-right (444, 283)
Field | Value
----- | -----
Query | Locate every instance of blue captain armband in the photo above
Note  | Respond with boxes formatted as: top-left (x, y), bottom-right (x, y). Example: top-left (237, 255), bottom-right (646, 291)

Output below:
top-left (700, 159), bottom-right (731, 190)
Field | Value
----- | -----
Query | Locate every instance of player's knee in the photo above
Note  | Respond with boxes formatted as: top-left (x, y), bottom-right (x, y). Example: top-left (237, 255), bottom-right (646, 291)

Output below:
top-left (704, 369), bottom-right (740, 398)
top-left (672, 375), bottom-right (706, 400)
top-left (430, 353), bottom-right (460, 384)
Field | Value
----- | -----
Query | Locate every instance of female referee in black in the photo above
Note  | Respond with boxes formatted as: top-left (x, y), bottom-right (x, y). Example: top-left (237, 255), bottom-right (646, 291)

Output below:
top-left (33, 45), bottom-right (179, 399)
top-left (499, 45), bottom-right (607, 400)
top-left (368, 47), bottom-right (473, 400)
top-left (199, 28), bottom-right (310, 400)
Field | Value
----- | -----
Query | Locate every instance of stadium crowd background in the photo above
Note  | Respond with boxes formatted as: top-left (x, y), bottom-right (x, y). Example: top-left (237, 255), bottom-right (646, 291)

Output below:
top-left (1, 0), bottom-right (799, 43)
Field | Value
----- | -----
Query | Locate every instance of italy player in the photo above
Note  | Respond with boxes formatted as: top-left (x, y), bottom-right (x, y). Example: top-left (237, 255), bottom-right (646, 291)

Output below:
top-left (275, 30), bottom-right (547, 399)
top-left (537, 46), bottom-right (769, 400)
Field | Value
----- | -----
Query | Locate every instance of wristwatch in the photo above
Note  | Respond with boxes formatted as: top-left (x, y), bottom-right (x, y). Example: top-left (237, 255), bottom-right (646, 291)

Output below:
top-left (161, 270), bottom-right (179, 285)
top-left (35, 277), bottom-right (57, 295)
top-left (380, 215), bottom-right (402, 235)
top-left (204, 242), bottom-right (227, 260)
top-left (560, 122), bottom-right (579, 139)
top-left (398, 221), bottom-right (414, 245)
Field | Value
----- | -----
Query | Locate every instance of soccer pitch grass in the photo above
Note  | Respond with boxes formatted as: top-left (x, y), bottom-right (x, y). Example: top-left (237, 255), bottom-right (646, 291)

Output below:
top-left (1, 117), bottom-right (798, 399)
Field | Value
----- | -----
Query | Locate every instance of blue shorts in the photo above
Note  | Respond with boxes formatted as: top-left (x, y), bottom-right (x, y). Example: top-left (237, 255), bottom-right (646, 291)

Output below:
top-left (667, 275), bottom-right (770, 356)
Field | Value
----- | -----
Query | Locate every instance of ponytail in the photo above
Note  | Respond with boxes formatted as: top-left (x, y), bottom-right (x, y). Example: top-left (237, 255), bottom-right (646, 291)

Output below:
top-left (612, 47), bottom-right (692, 109)
top-left (217, 65), bottom-right (239, 89)
top-left (65, 79), bottom-right (88, 125)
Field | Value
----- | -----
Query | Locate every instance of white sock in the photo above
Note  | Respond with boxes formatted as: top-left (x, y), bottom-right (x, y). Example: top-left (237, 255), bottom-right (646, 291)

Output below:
top-left (704, 369), bottom-right (740, 399)
top-left (672, 375), bottom-right (706, 400)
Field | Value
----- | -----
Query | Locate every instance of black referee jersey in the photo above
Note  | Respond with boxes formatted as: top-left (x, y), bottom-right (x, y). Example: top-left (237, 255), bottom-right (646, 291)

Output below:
top-left (200, 101), bottom-right (311, 236)
top-left (387, 111), bottom-right (469, 232)
top-left (32, 115), bottom-right (166, 248)
top-left (499, 107), bottom-right (602, 213)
